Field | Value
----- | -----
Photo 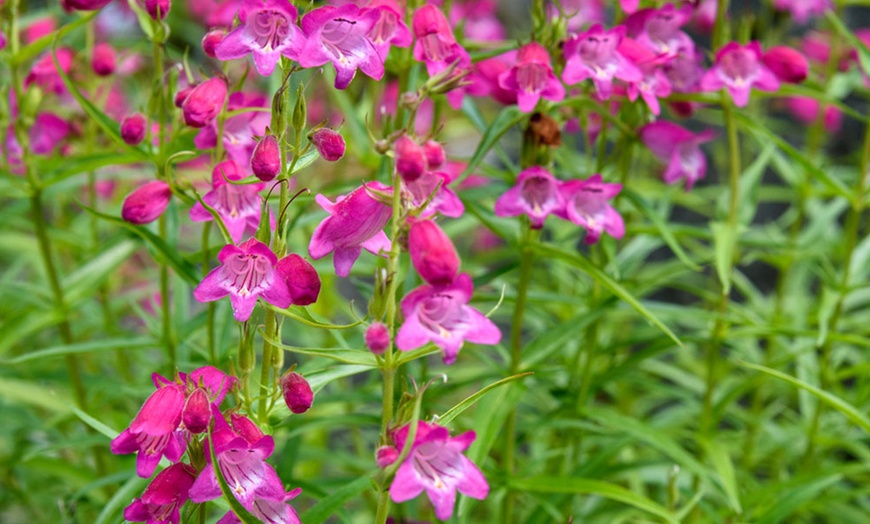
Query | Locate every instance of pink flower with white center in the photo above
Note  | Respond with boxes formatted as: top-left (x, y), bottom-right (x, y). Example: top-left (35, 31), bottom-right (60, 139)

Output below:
top-left (396, 273), bottom-right (501, 364)
top-left (298, 4), bottom-right (384, 89)
top-left (189, 160), bottom-right (266, 244)
top-left (556, 175), bottom-right (624, 244)
top-left (366, 0), bottom-right (412, 59)
top-left (498, 42), bottom-right (565, 113)
top-left (308, 182), bottom-right (392, 278)
top-left (389, 421), bottom-right (489, 520)
top-left (639, 121), bottom-right (715, 191)
top-left (110, 383), bottom-right (186, 478)
top-left (700, 41), bottom-right (780, 107)
top-left (215, 0), bottom-right (306, 76)
top-left (618, 38), bottom-right (672, 115)
top-left (413, 5), bottom-right (472, 78)
top-left (195, 91), bottom-right (271, 167)
top-left (26, 48), bottom-right (74, 95)
top-left (631, 3), bottom-right (694, 58)
top-left (494, 166), bottom-right (565, 229)
top-left (562, 24), bottom-right (642, 99)
top-left (194, 239), bottom-right (292, 322)
top-left (773, 0), bottom-right (832, 24)
top-left (405, 170), bottom-right (465, 218)
top-left (123, 463), bottom-right (198, 524)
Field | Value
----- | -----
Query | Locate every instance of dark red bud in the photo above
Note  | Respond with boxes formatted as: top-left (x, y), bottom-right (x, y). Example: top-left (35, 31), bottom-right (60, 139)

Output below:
top-left (276, 254), bottom-right (321, 306)
top-left (145, 0), bottom-right (171, 20)
top-left (310, 128), bottom-right (346, 162)
top-left (408, 218), bottom-right (460, 285)
top-left (365, 322), bottom-right (391, 354)
top-left (280, 372), bottom-right (314, 414)
top-left (762, 46), bottom-right (809, 84)
top-left (120, 113), bottom-right (147, 146)
top-left (91, 42), bottom-right (116, 76)
top-left (121, 181), bottom-right (171, 224)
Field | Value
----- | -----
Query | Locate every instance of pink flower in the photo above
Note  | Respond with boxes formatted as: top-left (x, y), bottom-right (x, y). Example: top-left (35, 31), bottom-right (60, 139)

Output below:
top-left (110, 383), bottom-right (186, 478)
top-left (195, 91), bottom-right (271, 167)
top-left (366, 0), bottom-right (413, 59)
top-left (62, 0), bottom-right (113, 11)
top-left (618, 38), bottom-right (672, 115)
top-left (251, 134), bottom-right (281, 181)
top-left (26, 48), bottom-right (74, 95)
top-left (298, 4), bottom-right (384, 89)
top-left (630, 3), bottom-right (694, 58)
top-left (308, 182), bottom-right (392, 278)
top-left (762, 46), bottom-right (809, 84)
top-left (562, 24), bottom-right (642, 99)
top-left (123, 463), bottom-right (198, 524)
top-left (700, 41), bottom-right (780, 107)
top-left (786, 96), bottom-right (842, 132)
top-left (412, 5), bottom-right (471, 77)
top-left (389, 421), bottom-right (489, 520)
top-left (182, 77), bottom-right (227, 128)
top-left (122, 181), bottom-right (172, 225)
top-left (215, 0), bottom-right (306, 76)
top-left (121, 113), bottom-right (147, 145)
top-left (408, 218), bottom-right (460, 286)
top-left (620, 0), bottom-right (640, 14)
top-left (773, 0), bottom-right (832, 24)
top-left (395, 135), bottom-right (427, 182)
top-left (280, 372), bottom-right (313, 414)
top-left (30, 113), bottom-right (71, 155)
top-left (639, 121), bottom-right (715, 191)
top-left (365, 322), bottom-right (391, 354)
top-left (498, 42), bottom-right (565, 113)
top-left (309, 128), bottom-right (346, 162)
top-left (202, 29), bottom-right (226, 58)
top-left (396, 273), bottom-right (501, 364)
top-left (662, 48), bottom-right (704, 93)
top-left (556, 175), bottom-right (624, 244)
top-left (92, 42), bottom-right (116, 76)
top-left (194, 239), bottom-right (292, 322)
top-left (448, 0), bottom-right (505, 42)
top-left (275, 254), bottom-right (321, 306)
top-left (189, 160), bottom-right (266, 243)
top-left (494, 166), bottom-right (565, 229)
top-left (144, 0), bottom-right (170, 20)
top-left (405, 170), bottom-right (465, 218)
top-left (217, 489), bottom-right (302, 524)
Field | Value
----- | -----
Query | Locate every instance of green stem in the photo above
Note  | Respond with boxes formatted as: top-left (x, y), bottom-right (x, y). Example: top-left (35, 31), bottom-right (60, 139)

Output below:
top-left (159, 213), bottom-right (176, 371)
top-left (202, 222), bottom-right (216, 363)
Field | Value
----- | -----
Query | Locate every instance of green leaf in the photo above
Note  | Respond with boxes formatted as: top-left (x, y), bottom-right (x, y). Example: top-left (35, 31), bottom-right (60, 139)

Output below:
top-left (827, 11), bottom-right (870, 76)
top-left (70, 406), bottom-right (119, 440)
top-left (460, 105), bottom-right (524, 181)
top-left (95, 474), bottom-right (148, 524)
top-left (11, 12), bottom-right (97, 66)
top-left (264, 334), bottom-right (378, 366)
top-left (754, 474), bottom-right (842, 524)
top-left (532, 243), bottom-right (684, 348)
top-left (64, 239), bottom-right (139, 303)
top-left (508, 476), bottom-right (678, 523)
top-left (41, 152), bottom-right (145, 186)
top-left (2, 337), bottom-right (157, 364)
top-left (208, 426), bottom-right (261, 524)
top-left (305, 365), bottom-right (373, 393)
top-left (622, 189), bottom-right (701, 271)
top-left (0, 377), bottom-right (71, 413)
top-left (711, 221), bottom-right (741, 295)
top-left (700, 438), bottom-right (742, 514)
top-left (438, 372), bottom-right (533, 427)
top-left (301, 473), bottom-right (378, 524)
top-left (270, 305), bottom-right (364, 330)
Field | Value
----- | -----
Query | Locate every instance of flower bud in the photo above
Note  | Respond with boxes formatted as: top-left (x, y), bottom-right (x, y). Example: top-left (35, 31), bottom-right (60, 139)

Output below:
top-left (145, 0), bottom-right (171, 20)
top-left (181, 388), bottom-right (211, 434)
top-left (120, 113), bottom-right (147, 146)
top-left (276, 254), bottom-right (321, 306)
top-left (182, 77), bottom-right (227, 128)
top-left (376, 445), bottom-right (399, 468)
top-left (762, 46), bottom-right (809, 84)
top-left (61, 0), bottom-right (113, 11)
top-left (310, 128), bottom-right (346, 162)
top-left (174, 84), bottom-right (195, 108)
top-left (202, 29), bottom-right (226, 58)
top-left (408, 218), bottom-right (460, 285)
top-left (280, 372), bottom-right (314, 414)
top-left (91, 42), bottom-right (116, 76)
top-left (122, 180), bottom-right (171, 224)
top-left (365, 322), bottom-right (391, 355)
top-left (251, 134), bottom-right (281, 181)
top-left (394, 135), bottom-right (426, 182)
top-left (0, 32), bottom-right (6, 51)
top-left (423, 140), bottom-right (445, 169)
top-left (230, 413), bottom-right (265, 443)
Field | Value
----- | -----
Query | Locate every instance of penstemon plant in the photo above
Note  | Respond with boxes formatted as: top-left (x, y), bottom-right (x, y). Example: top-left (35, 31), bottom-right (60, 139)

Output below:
top-left (3, 0), bottom-right (870, 522)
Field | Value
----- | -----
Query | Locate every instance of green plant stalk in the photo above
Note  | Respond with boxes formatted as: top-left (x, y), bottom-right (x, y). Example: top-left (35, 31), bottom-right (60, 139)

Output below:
top-left (202, 222), bottom-right (216, 363)
top-left (159, 213), bottom-right (176, 370)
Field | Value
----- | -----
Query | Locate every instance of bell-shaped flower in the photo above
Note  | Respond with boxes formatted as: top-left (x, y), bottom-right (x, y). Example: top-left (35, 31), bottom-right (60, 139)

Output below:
top-left (494, 166), bottom-right (565, 229)
top-left (562, 24), bottom-right (642, 99)
top-left (110, 383), bottom-right (186, 478)
top-left (639, 120), bottom-right (715, 191)
top-left (631, 3), bottom-right (694, 58)
top-left (122, 181), bottom-right (172, 225)
top-left (408, 218), bottom-right (460, 285)
top-left (194, 238), bottom-right (292, 322)
top-left (396, 273), bottom-right (501, 364)
top-left (182, 77), bottom-right (227, 128)
top-left (773, 0), bottom-right (832, 24)
top-left (618, 37), bottom-right (672, 115)
top-left (498, 41), bottom-right (565, 113)
top-left (412, 5), bottom-right (472, 77)
top-left (123, 463), bottom-right (198, 524)
top-left (405, 170), bottom-right (465, 218)
top-left (389, 421), bottom-right (489, 521)
top-left (556, 175), bottom-right (624, 244)
top-left (365, 0), bottom-right (412, 60)
top-left (215, 0), bottom-right (306, 76)
top-left (298, 4), bottom-right (384, 89)
top-left (275, 254), bottom-right (321, 306)
top-left (189, 160), bottom-right (266, 244)
top-left (700, 41), bottom-right (780, 107)
top-left (308, 181), bottom-right (392, 278)
top-left (217, 489), bottom-right (302, 524)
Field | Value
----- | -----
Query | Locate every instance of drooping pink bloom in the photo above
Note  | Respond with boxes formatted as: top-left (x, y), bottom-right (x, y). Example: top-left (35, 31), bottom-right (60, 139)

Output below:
top-left (396, 273), bottom-right (501, 364)
top-left (498, 42), bottom-right (565, 113)
top-left (298, 4), bottom-right (384, 89)
top-left (389, 421), bottom-right (489, 520)
top-left (92, 42), bottom-right (116, 76)
top-left (405, 170), bottom-right (465, 218)
top-left (366, 0), bottom-right (413, 59)
top-left (251, 134), bottom-right (281, 181)
top-left (762, 46), bottom-right (809, 84)
top-left (700, 41), bottom-right (780, 107)
top-left (408, 218), bottom-right (460, 286)
top-left (639, 121), bottom-right (715, 191)
top-left (195, 91), bottom-right (271, 167)
top-left (556, 175), bottom-right (624, 244)
top-left (26, 48), bottom-right (74, 95)
top-left (786, 96), bottom-right (842, 132)
top-left (280, 372), bottom-right (313, 414)
top-left (630, 3), bottom-right (695, 58)
top-left (773, 0), bottom-right (832, 24)
top-left (216, 0), bottom-right (306, 76)
top-left (494, 166), bottom-right (565, 229)
top-left (275, 254), bottom-right (321, 306)
top-left (110, 383), bottom-right (186, 478)
top-left (309, 128), bottom-right (346, 161)
top-left (562, 24), bottom-right (642, 99)
top-left (121, 113), bottom-right (147, 146)
top-left (308, 182), bottom-right (392, 278)
top-left (618, 38), bottom-right (672, 115)
top-left (122, 181), bottom-right (172, 225)
top-left (413, 5), bottom-right (471, 77)
top-left (182, 77), bottom-right (227, 128)
top-left (123, 463), bottom-right (198, 524)
top-left (194, 239), bottom-right (292, 322)
top-left (189, 160), bottom-right (266, 243)
top-left (365, 322), bottom-right (391, 354)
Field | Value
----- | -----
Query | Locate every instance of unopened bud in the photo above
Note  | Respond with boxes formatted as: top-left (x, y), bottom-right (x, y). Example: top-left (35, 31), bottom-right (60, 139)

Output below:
top-left (121, 180), bottom-right (171, 224)
top-left (762, 46), bottom-right (808, 84)
top-left (394, 135), bottom-right (426, 182)
top-left (251, 134), bottom-right (281, 181)
top-left (365, 322), bottom-right (391, 355)
top-left (276, 254), bottom-right (321, 306)
top-left (181, 388), bottom-right (211, 434)
top-left (408, 218), bottom-right (460, 285)
top-left (292, 84), bottom-right (307, 132)
top-left (120, 113), bottom-right (147, 146)
top-left (61, 0), bottom-right (113, 10)
top-left (231, 413), bottom-right (265, 443)
top-left (174, 84), bottom-right (195, 108)
top-left (310, 128), bottom-right (346, 162)
top-left (281, 372), bottom-right (314, 414)
top-left (202, 29), bottom-right (226, 59)
top-left (145, 0), bottom-right (171, 20)
top-left (92, 42), bottom-right (116, 76)
top-left (423, 140), bottom-right (445, 169)
top-left (182, 77), bottom-right (227, 128)
top-left (376, 445), bottom-right (399, 468)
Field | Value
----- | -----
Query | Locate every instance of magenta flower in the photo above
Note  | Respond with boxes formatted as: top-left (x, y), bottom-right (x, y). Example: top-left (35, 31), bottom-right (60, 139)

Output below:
top-left (26, 48), bottom-right (74, 95)
top-left (122, 181), bottom-right (172, 225)
top-left (700, 41), bottom-right (780, 107)
top-left (396, 273), bottom-right (501, 364)
top-left (275, 253), bottom-right (321, 306)
top-left (639, 121), bottom-right (715, 191)
top-left (632, 3), bottom-right (694, 57)
top-left (215, 0), bottom-right (306, 76)
top-left (30, 113), bottom-right (71, 155)
top-left (618, 38), bottom-right (672, 115)
top-left (123, 463), bottom-right (198, 524)
top-left (309, 128), bottom-right (346, 162)
top-left (308, 182), bottom-right (392, 278)
top-left (110, 383), bottom-right (186, 478)
top-left (498, 42), bottom-right (565, 113)
top-left (280, 372), bottom-right (313, 414)
top-left (144, 0), bottom-right (170, 20)
top-left (556, 175), bottom-right (624, 244)
top-left (395, 135), bottom-right (428, 183)
top-left (562, 24), bottom-right (642, 99)
top-left (365, 322), bottom-right (391, 354)
top-left (182, 77), bottom-right (227, 128)
top-left (366, 0), bottom-right (413, 59)
top-left (408, 218), bottom-right (460, 286)
top-left (620, 0), bottom-right (640, 14)
top-left (195, 91), bottom-right (271, 167)
top-left (194, 238), bottom-right (292, 322)
top-left (121, 113), bottom-right (147, 146)
top-left (786, 96), bottom-right (842, 132)
top-left (494, 166), bottom-right (565, 229)
top-left (548, 0), bottom-right (605, 34)
top-left (389, 421), bottom-right (489, 521)
top-left (762, 45), bottom-right (809, 84)
top-left (773, 0), bottom-right (832, 24)
top-left (412, 3), bottom-right (473, 102)
top-left (189, 160), bottom-right (266, 243)
top-left (217, 489), bottom-right (302, 524)
top-left (251, 134), bottom-right (281, 181)
top-left (298, 4), bottom-right (384, 89)
top-left (62, 0), bottom-right (113, 10)
top-left (405, 170), bottom-right (465, 218)
top-left (92, 42), bottom-right (116, 76)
